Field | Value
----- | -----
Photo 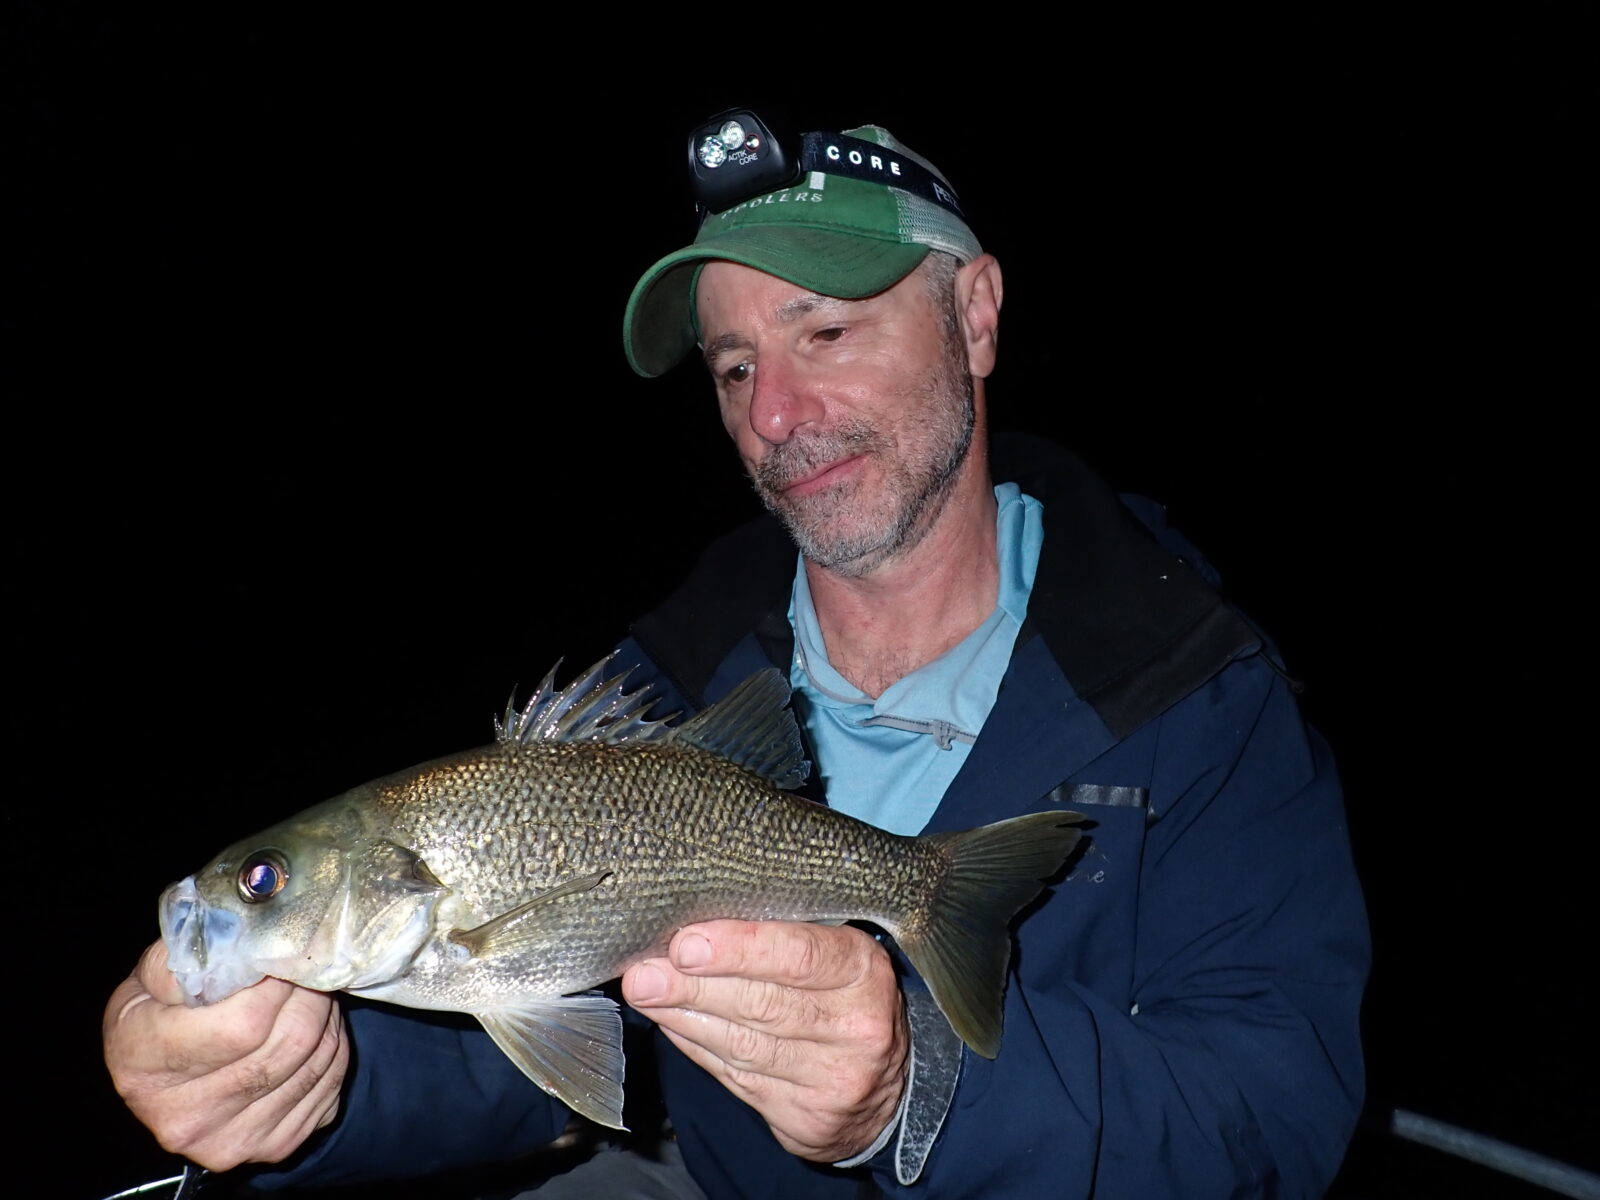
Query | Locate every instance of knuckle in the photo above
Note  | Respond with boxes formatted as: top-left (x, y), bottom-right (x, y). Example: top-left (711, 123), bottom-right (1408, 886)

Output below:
top-left (212, 1010), bottom-right (274, 1061)
top-left (233, 1059), bottom-right (278, 1100)
top-left (842, 986), bottom-right (899, 1046)
top-left (788, 930), bottom-right (824, 983)
top-left (850, 935), bottom-right (892, 989)
top-left (784, 1108), bottom-right (837, 1154)
top-left (830, 1062), bottom-right (879, 1109)
top-left (724, 1021), bottom-right (771, 1070)
top-left (308, 1010), bottom-right (349, 1076)
top-left (312, 1085), bottom-right (344, 1132)
top-left (249, 995), bottom-right (330, 1083)
top-left (156, 1108), bottom-right (220, 1162)
top-left (836, 1005), bottom-right (881, 1048)
top-left (862, 936), bottom-right (894, 978)
top-left (240, 1034), bottom-right (316, 1102)
top-left (277, 996), bottom-right (333, 1054)
top-left (106, 1060), bottom-right (146, 1104)
top-left (745, 980), bottom-right (789, 1027)
top-left (720, 1061), bottom-right (763, 1102)
top-left (232, 1119), bottom-right (289, 1167)
top-left (257, 1125), bottom-right (307, 1164)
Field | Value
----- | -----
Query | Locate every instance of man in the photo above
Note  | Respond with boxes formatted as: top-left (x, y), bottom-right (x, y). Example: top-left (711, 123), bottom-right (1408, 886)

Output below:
top-left (104, 119), bottom-right (1368, 1196)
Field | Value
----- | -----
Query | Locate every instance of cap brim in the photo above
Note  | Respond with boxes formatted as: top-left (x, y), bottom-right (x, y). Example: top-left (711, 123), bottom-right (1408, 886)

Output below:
top-left (623, 227), bottom-right (929, 377)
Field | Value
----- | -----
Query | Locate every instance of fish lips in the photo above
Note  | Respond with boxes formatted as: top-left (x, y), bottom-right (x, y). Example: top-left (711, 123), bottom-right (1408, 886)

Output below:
top-left (159, 876), bottom-right (266, 1007)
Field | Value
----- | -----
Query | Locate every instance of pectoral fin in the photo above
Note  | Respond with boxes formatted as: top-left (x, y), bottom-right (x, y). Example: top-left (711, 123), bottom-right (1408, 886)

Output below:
top-left (449, 869), bottom-right (612, 960)
top-left (476, 993), bottom-right (626, 1130)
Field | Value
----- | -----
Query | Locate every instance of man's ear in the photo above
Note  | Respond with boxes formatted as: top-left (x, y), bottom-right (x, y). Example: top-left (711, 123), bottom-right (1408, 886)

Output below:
top-left (955, 254), bottom-right (1004, 379)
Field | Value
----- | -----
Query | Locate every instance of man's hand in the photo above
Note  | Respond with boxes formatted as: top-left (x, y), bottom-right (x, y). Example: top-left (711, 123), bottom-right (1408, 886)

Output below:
top-left (103, 940), bottom-right (349, 1171)
top-left (621, 920), bottom-right (908, 1162)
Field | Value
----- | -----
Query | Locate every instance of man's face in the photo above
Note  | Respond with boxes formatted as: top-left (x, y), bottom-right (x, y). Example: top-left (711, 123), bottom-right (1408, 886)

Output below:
top-left (696, 258), bottom-right (974, 578)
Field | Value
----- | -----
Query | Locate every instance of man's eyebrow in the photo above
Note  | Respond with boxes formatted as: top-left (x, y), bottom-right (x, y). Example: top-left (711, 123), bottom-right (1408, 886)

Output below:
top-left (775, 293), bottom-right (851, 322)
top-left (702, 332), bottom-right (749, 368)
top-left (702, 294), bottom-right (856, 369)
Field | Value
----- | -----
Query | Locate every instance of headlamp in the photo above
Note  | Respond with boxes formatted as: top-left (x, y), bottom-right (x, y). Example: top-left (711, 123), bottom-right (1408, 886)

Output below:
top-left (686, 108), bottom-right (969, 224)
top-left (687, 109), bottom-right (799, 215)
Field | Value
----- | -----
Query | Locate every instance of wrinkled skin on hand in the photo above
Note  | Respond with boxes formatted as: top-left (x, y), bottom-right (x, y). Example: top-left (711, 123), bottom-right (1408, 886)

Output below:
top-left (103, 941), bottom-right (349, 1172)
top-left (622, 919), bottom-right (909, 1162)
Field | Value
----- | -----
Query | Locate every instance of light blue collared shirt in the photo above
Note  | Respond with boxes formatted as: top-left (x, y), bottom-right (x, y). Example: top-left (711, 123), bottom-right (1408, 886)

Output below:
top-left (788, 483), bottom-right (1044, 835)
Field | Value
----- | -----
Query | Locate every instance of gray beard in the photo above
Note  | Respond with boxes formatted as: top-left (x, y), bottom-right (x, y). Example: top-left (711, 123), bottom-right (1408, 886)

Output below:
top-left (750, 369), bottom-right (975, 579)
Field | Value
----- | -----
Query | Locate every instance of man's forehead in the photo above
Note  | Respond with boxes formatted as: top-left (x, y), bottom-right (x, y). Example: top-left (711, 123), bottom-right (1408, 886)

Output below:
top-left (695, 264), bottom-right (860, 340)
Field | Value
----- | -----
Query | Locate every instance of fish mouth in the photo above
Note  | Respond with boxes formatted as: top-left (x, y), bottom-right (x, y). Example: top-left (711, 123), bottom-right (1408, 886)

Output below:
top-left (159, 876), bottom-right (265, 1007)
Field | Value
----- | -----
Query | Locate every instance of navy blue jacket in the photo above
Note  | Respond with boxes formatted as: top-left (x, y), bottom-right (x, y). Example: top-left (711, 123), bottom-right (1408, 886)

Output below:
top-left (254, 436), bottom-right (1368, 1197)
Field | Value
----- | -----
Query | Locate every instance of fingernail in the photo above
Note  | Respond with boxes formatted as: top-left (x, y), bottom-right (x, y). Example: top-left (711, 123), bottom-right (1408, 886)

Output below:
top-left (630, 964), bottom-right (666, 1004)
top-left (677, 933), bottom-right (712, 968)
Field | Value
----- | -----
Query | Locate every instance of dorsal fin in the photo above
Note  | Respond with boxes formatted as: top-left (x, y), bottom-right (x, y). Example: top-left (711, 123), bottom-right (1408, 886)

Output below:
top-left (495, 658), bottom-right (809, 790)
top-left (495, 653), bottom-right (678, 747)
top-left (666, 668), bottom-right (810, 790)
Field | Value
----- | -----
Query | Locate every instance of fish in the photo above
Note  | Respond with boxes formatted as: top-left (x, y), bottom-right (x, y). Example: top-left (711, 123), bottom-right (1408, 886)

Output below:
top-left (159, 654), bottom-right (1084, 1156)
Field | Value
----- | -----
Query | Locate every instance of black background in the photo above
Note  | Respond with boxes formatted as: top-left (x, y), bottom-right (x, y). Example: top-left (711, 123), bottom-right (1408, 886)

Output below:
top-left (9, 11), bottom-right (1591, 1198)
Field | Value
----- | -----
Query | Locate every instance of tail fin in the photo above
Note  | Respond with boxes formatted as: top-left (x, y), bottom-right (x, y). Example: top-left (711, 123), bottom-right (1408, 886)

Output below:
top-left (899, 811), bottom-right (1083, 1059)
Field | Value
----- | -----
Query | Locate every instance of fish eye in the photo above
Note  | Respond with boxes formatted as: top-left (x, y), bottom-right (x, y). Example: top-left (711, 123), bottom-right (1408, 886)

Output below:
top-left (237, 850), bottom-right (290, 903)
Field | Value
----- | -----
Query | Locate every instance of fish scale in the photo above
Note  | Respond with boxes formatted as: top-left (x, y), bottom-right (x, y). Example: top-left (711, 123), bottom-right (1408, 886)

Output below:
top-left (158, 657), bottom-right (1083, 1176)
top-left (386, 744), bottom-right (921, 925)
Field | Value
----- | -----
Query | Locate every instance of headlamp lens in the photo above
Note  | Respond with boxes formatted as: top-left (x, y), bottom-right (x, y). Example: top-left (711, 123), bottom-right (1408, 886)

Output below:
top-left (717, 120), bottom-right (746, 150)
top-left (697, 136), bottom-right (729, 169)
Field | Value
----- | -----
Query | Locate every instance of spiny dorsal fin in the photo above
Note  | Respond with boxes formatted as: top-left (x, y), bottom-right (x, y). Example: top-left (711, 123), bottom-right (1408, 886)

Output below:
top-left (495, 653), bottom-right (678, 747)
top-left (495, 658), bottom-right (809, 790)
top-left (666, 669), bottom-right (810, 790)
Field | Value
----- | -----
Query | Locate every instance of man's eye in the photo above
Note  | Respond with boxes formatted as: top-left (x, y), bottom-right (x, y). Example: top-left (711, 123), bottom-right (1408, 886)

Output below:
top-left (814, 327), bottom-right (846, 342)
top-left (724, 361), bottom-right (752, 385)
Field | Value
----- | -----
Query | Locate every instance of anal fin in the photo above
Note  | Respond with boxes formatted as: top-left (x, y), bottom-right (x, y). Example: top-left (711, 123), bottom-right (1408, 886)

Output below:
top-left (476, 992), bottom-right (627, 1130)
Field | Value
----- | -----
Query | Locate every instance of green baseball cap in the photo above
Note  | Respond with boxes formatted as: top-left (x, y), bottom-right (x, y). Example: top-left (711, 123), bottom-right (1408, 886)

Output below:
top-left (623, 124), bottom-right (982, 378)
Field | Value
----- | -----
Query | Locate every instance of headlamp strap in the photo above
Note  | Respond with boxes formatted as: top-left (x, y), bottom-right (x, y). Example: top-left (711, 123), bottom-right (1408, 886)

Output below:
top-left (799, 132), bottom-right (968, 221)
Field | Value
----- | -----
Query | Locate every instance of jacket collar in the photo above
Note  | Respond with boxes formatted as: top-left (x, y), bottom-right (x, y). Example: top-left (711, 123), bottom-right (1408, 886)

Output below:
top-left (630, 434), bottom-right (1258, 744)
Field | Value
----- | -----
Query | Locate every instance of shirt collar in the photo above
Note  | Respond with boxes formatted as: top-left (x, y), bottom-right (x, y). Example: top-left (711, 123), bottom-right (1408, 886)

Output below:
top-left (789, 482), bottom-right (1043, 734)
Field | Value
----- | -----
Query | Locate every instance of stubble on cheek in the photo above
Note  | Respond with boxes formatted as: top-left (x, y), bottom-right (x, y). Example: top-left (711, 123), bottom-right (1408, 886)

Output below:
top-left (743, 424), bottom-right (886, 573)
top-left (751, 423), bottom-right (881, 499)
top-left (740, 323), bottom-right (974, 576)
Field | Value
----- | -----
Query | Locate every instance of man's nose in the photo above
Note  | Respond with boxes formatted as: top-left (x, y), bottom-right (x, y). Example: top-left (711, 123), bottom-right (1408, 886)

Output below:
top-left (748, 356), bottom-right (824, 445)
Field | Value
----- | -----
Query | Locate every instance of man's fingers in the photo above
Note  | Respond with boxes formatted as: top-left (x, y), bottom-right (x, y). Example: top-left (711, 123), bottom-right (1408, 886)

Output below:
top-left (625, 959), bottom-right (823, 1034)
top-left (110, 979), bottom-right (308, 1081)
top-left (621, 923), bottom-right (904, 1077)
top-left (619, 921), bottom-right (910, 1164)
top-left (639, 994), bottom-right (804, 1077)
top-left (666, 920), bottom-right (881, 990)
top-left (135, 940), bottom-right (186, 1006)
top-left (104, 943), bottom-right (350, 1171)
top-left (621, 922), bottom-right (899, 1045)
top-left (654, 1021), bottom-right (898, 1162)
top-left (152, 1014), bottom-right (347, 1171)
top-left (221, 998), bottom-right (349, 1163)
